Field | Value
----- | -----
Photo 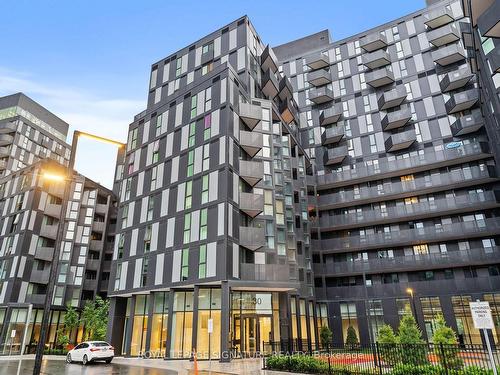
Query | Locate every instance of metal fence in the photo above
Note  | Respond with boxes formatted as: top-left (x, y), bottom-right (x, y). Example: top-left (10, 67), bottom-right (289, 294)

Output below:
top-left (262, 342), bottom-right (500, 374)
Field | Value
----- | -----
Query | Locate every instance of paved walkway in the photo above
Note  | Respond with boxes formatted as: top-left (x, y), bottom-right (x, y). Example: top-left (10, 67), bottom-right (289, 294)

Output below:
top-left (0, 355), bottom-right (301, 375)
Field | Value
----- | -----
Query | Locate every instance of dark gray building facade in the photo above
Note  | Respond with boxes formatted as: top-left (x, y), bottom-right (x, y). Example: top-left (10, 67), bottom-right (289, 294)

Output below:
top-left (108, 0), bottom-right (500, 358)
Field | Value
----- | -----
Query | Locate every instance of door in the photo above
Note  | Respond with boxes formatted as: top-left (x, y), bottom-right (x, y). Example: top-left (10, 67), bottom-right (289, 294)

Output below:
top-left (241, 315), bottom-right (273, 355)
top-left (243, 317), bottom-right (257, 355)
top-left (258, 316), bottom-right (272, 354)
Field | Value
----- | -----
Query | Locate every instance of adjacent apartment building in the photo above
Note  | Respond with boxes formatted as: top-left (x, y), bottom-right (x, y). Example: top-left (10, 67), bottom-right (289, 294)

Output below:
top-left (0, 94), bottom-right (118, 354)
top-left (106, 0), bottom-right (500, 358)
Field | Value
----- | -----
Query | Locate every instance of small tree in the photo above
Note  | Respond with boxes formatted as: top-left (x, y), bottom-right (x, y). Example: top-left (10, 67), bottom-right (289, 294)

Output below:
top-left (377, 324), bottom-right (399, 365)
top-left (81, 296), bottom-right (110, 341)
top-left (432, 314), bottom-right (463, 370)
top-left (56, 305), bottom-right (80, 349)
top-left (319, 326), bottom-right (333, 350)
top-left (398, 314), bottom-right (428, 365)
top-left (345, 326), bottom-right (359, 348)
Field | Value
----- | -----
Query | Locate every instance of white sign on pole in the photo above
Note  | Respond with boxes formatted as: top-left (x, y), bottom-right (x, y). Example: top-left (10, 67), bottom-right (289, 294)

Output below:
top-left (470, 301), bottom-right (495, 329)
top-left (207, 318), bottom-right (213, 334)
top-left (10, 330), bottom-right (16, 338)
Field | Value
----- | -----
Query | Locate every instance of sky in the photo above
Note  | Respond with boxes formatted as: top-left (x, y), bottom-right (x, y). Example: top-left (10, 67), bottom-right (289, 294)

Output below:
top-left (0, 0), bottom-right (425, 188)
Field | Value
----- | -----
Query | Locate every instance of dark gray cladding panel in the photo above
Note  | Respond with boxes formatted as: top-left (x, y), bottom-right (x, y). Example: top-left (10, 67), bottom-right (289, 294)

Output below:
top-left (273, 30), bottom-right (331, 63)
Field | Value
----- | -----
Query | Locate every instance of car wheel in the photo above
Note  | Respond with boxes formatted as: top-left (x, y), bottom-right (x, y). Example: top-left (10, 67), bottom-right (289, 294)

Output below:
top-left (105, 358), bottom-right (112, 364)
top-left (66, 353), bottom-right (72, 364)
top-left (82, 354), bottom-right (88, 366)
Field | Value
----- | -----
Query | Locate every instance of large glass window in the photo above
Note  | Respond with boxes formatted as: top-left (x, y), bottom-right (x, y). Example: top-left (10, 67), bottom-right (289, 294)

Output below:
top-left (452, 295), bottom-right (481, 345)
top-left (367, 299), bottom-right (384, 343)
top-left (131, 295), bottom-right (149, 356)
top-left (483, 294), bottom-right (500, 345)
top-left (150, 292), bottom-right (169, 356)
top-left (170, 291), bottom-right (194, 358)
top-left (340, 302), bottom-right (359, 345)
top-left (197, 289), bottom-right (221, 359)
top-left (420, 296), bottom-right (442, 340)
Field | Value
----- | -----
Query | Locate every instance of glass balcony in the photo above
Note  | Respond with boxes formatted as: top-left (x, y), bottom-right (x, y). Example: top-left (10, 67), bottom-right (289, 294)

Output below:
top-left (424, 7), bottom-right (454, 29)
top-left (321, 125), bottom-right (345, 145)
top-left (278, 77), bottom-right (293, 101)
top-left (432, 43), bottom-right (466, 66)
top-left (239, 263), bottom-right (291, 282)
top-left (427, 23), bottom-right (460, 47)
top-left (30, 269), bottom-right (51, 284)
top-left (238, 102), bottom-right (262, 130)
top-left (239, 192), bottom-right (264, 218)
top-left (381, 106), bottom-right (412, 130)
top-left (360, 32), bottom-right (388, 52)
top-left (477, 0), bottom-right (500, 38)
top-left (279, 98), bottom-right (299, 125)
top-left (40, 223), bottom-right (58, 239)
top-left (305, 53), bottom-right (330, 70)
top-left (261, 68), bottom-right (279, 99)
top-left (316, 141), bottom-right (491, 189)
top-left (0, 134), bottom-right (14, 147)
top-left (45, 202), bottom-right (62, 218)
top-left (385, 129), bottom-right (417, 152)
top-left (319, 104), bottom-right (343, 126)
top-left (239, 160), bottom-right (264, 187)
top-left (362, 49), bottom-right (391, 70)
top-left (439, 66), bottom-right (474, 92)
top-left (34, 246), bottom-right (55, 262)
top-left (0, 146), bottom-right (10, 158)
top-left (378, 86), bottom-right (407, 110)
top-left (317, 165), bottom-right (497, 210)
top-left (323, 145), bottom-right (348, 166)
top-left (239, 130), bottom-right (263, 157)
top-left (445, 88), bottom-right (479, 114)
top-left (319, 190), bottom-right (500, 231)
top-left (307, 69), bottom-right (332, 87)
top-left (320, 217), bottom-right (500, 252)
top-left (260, 45), bottom-right (278, 73)
top-left (309, 87), bottom-right (334, 104)
top-left (366, 67), bottom-right (395, 88)
top-left (0, 122), bottom-right (17, 133)
top-left (239, 226), bottom-right (266, 251)
top-left (451, 109), bottom-right (484, 136)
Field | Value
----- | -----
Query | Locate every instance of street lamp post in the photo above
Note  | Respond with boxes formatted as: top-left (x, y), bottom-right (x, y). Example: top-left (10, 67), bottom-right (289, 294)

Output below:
top-left (406, 287), bottom-right (422, 332)
top-left (32, 131), bottom-right (124, 375)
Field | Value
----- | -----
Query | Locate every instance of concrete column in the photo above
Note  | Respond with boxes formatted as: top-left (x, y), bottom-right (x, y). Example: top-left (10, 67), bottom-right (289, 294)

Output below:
top-left (220, 281), bottom-right (230, 362)
top-left (124, 296), bottom-right (136, 357)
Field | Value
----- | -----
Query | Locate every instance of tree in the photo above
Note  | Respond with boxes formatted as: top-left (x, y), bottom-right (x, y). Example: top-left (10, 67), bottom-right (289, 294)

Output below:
top-left (81, 296), bottom-right (110, 341)
top-left (432, 314), bottom-right (463, 369)
top-left (319, 326), bottom-right (333, 350)
top-left (56, 305), bottom-right (80, 348)
top-left (377, 324), bottom-right (399, 365)
top-left (345, 326), bottom-right (359, 347)
top-left (397, 314), bottom-right (428, 365)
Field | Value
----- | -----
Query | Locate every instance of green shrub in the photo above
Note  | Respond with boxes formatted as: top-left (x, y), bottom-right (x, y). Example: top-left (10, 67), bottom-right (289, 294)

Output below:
top-left (390, 363), bottom-right (445, 375)
top-left (398, 315), bottom-right (428, 365)
top-left (377, 324), bottom-right (399, 365)
top-left (432, 315), bottom-right (463, 370)
top-left (320, 325), bottom-right (333, 350)
top-left (345, 326), bottom-right (359, 347)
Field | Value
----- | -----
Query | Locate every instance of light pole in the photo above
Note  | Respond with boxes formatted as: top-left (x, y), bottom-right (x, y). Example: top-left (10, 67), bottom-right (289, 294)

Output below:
top-left (406, 288), bottom-right (422, 331)
top-left (32, 131), bottom-right (124, 375)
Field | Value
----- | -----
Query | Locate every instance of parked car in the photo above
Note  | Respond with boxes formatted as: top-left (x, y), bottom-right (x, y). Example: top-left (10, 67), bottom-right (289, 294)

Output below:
top-left (66, 341), bottom-right (114, 365)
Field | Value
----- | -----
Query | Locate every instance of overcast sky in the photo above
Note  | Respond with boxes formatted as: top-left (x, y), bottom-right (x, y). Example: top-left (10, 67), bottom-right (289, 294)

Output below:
top-left (0, 0), bottom-right (424, 188)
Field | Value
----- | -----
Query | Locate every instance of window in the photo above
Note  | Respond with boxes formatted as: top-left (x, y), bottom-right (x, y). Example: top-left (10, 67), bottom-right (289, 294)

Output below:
top-left (201, 175), bottom-right (209, 204)
top-left (184, 213), bottom-right (191, 244)
top-left (200, 208), bottom-right (207, 240)
top-left (151, 166), bottom-right (159, 190)
top-left (147, 198), bottom-right (154, 221)
top-left (204, 88), bottom-right (212, 112)
top-left (264, 191), bottom-right (273, 215)
top-left (199, 245), bottom-right (207, 278)
top-left (202, 144), bottom-right (209, 171)
top-left (129, 128), bottom-right (138, 149)
top-left (187, 150), bottom-right (194, 177)
top-left (204, 114), bottom-right (211, 140)
top-left (176, 57), bottom-right (182, 77)
top-left (202, 62), bottom-right (213, 75)
top-left (122, 204), bottom-right (129, 228)
top-left (141, 257), bottom-right (148, 287)
top-left (152, 140), bottom-right (159, 163)
top-left (190, 95), bottom-right (197, 119)
top-left (188, 122), bottom-right (196, 147)
top-left (156, 114), bottom-right (163, 136)
top-left (181, 248), bottom-right (189, 280)
top-left (202, 42), bottom-right (213, 54)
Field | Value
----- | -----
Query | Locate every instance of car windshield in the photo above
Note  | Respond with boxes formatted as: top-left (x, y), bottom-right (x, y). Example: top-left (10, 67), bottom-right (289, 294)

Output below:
top-left (92, 342), bottom-right (110, 347)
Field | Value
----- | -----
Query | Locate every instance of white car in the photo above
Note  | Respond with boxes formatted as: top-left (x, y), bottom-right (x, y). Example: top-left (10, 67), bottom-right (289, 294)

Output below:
top-left (66, 341), bottom-right (114, 365)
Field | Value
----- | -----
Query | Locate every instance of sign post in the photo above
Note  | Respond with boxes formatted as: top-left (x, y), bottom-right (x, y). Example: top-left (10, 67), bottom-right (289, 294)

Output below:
top-left (470, 301), bottom-right (498, 375)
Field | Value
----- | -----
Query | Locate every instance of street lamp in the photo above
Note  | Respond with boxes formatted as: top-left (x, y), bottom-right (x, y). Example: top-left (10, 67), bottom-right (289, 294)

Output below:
top-left (32, 131), bottom-right (124, 375)
top-left (406, 287), bottom-right (421, 331)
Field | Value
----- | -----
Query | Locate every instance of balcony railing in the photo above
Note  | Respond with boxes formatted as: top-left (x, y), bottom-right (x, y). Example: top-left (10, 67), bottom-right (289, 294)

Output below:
top-left (239, 226), bottom-right (266, 251)
top-left (319, 191), bottom-right (500, 231)
top-left (445, 89), bottom-right (479, 114)
top-left (279, 98), bottom-right (299, 125)
top-left (34, 246), bottom-right (55, 262)
top-left (385, 129), bottom-right (417, 152)
top-left (362, 50), bottom-right (391, 70)
top-left (305, 53), bottom-right (330, 70)
top-left (239, 192), bottom-right (264, 218)
top-left (92, 221), bottom-right (106, 233)
top-left (96, 203), bottom-right (108, 214)
top-left (315, 247), bottom-right (500, 277)
top-left (239, 263), bottom-right (290, 282)
top-left (378, 86), bottom-right (407, 110)
top-left (89, 239), bottom-right (103, 251)
top-left (319, 217), bottom-right (500, 251)
top-left (0, 146), bottom-right (10, 158)
top-left (319, 104), bottom-right (343, 126)
top-left (427, 23), bottom-right (460, 47)
top-left (360, 32), bottom-right (388, 52)
top-left (317, 141), bottom-right (491, 189)
top-left (261, 68), bottom-right (279, 99)
top-left (432, 43), bottom-right (466, 66)
top-left (309, 87), bottom-right (334, 104)
top-left (86, 259), bottom-right (101, 270)
top-left (477, 0), bottom-right (500, 38)
top-left (239, 160), bottom-right (264, 187)
top-left (439, 66), bottom-right (473, 92)
top-left (307, 69), bottom-right (332, 87)
top-left (381, 106), bottom-right (412, 131)
top-left (317, 164), bottom-right (496, 210)
top-left (239, 130), bottom-right (263, 158)
top-left (451, 109), bottom-right (484, 136)
top-left (30, 269), bottom-right (51, 284)
top-left (424, 7), bottom-right (454, 29)
top-left (40, 223), bottom-right (58, 239)
top-left (321, 126), bottom-right (345, 146)
top-left (366, 67), bottom-right (395, 88)
top-left (0, 134), bottom-right (14, 146)
top-left (260, 45), bottom-right (278, 73)
top-left (323, 146), bottom-right (348, 166)
top-left (238, 102), bottom-right (262, 130)
top-left (278, 77), bottom-right (293, 101)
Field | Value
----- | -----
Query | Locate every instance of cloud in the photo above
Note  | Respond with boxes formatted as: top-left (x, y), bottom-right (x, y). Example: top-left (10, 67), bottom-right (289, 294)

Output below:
top-left (0, 66), bottom-right (144, 188)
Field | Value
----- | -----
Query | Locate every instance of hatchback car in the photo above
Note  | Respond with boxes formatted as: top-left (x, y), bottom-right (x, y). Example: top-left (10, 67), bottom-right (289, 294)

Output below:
top-left (66, 341), bottom-right (114, 365)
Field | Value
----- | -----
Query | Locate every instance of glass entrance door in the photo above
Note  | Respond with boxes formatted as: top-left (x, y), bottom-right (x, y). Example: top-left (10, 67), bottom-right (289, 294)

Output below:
top-left (240, 315), bottom-right (273, 356)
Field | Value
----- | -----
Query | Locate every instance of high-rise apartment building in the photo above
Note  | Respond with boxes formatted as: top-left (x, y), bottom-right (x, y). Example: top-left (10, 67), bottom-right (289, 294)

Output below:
top-left (107, 0), bottom-right (500, 358)
top-left (0, 159), bottom-right (117, 354)
top-left (0, 93), bottom-right (71, 175)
